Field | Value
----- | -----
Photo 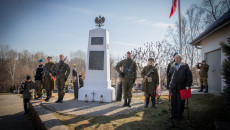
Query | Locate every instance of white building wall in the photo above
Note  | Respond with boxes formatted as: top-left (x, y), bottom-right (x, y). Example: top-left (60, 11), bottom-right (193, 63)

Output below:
top-left (200, 24), bottom-right (230, 92)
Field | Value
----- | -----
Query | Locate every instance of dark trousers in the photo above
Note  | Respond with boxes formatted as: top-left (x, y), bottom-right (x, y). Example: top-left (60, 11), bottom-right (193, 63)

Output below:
top-left (23, 98), bottom-right (30, 114)
top-left (171, 93), bottom-right (185, 117)
top-left (73, 82), bottom-right (79, 99)
top-left (145, 93), bottom-right (155, 106)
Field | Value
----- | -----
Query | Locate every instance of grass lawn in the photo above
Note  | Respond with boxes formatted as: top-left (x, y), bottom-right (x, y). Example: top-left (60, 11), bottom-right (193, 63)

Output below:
top-left (55, 94), bottom-right (230, 130)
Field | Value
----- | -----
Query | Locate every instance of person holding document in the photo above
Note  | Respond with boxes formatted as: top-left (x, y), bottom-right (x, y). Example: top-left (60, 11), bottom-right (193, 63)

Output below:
top-left (167, 54), bottom-right (193, 120)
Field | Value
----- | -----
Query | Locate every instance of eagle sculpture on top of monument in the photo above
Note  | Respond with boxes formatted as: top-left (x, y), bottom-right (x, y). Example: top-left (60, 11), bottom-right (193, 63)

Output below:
top-left (95, 15), bottom-right (105, 27)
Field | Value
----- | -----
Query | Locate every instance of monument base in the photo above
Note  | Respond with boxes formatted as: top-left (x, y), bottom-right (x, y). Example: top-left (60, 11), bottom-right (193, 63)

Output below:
top-left (78, 87), bottom-right (115, 102)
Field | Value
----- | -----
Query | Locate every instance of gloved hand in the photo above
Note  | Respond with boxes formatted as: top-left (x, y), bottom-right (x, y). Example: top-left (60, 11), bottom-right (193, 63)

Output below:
top-left (120, 72), bottom-right (125, 77)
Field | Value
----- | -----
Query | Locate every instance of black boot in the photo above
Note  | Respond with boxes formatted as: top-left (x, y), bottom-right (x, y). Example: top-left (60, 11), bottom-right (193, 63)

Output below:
top-left (55, 96), bottom-right (61, 103)
top-left (59, 95), bottom-right (63, 103)
top-left (144, 97), bottom-right (149, 108)
top-left (204, 85), bottom-right (208, 93)
top-left (123, 99), bottom-right (127, 107)
top-left (198, 85), bottom-right (203, 92)
top-left (45, 90), bottom-right (49, 101)
top-left (151, 97), bottom-right (157, 109)
top-left (127, 99), bottom-right (132, 107)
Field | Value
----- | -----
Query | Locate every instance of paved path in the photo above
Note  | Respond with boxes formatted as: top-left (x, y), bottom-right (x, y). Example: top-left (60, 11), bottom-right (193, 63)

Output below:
top-left (0, 94), bottom-right (34, 130)
top-left (36, 93), bottom-right (144, 116)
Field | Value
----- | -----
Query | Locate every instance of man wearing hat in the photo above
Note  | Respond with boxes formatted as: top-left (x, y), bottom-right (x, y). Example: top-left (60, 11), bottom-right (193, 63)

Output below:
top-left (52, 54), bottom-right (70, 103)
top-left (196, 60), bottom-right (209, 93)
top-left (115, 51), bottom-right (137, 107)
top-left (167, 52), bottom-right (178, 89)
top-left (167, 54), bottom-right (193, 119)
top-left (35, 59), bottom-right (44, 100)
top-left (141, 58), bottom-right (159, 108)
top-left (43, 56), bottom-right (55, 101)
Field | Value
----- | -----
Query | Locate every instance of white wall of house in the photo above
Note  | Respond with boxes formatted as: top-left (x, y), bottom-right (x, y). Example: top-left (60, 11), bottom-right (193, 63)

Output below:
top-left (200, 24), bottom-right (230, 92)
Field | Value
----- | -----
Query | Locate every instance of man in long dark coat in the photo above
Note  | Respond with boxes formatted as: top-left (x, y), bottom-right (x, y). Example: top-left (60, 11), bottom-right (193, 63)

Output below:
top-left (167, 54), bottom-right (193, 119)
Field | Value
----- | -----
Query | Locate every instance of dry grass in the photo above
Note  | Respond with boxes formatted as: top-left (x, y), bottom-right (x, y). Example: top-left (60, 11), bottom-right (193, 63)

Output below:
top-left (55, 94), bottom-right (230, 130)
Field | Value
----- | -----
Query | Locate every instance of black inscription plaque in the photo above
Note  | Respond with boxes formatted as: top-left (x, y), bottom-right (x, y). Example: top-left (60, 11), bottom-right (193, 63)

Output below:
top-left (89, 51), bottom-right (104, 70)
top-left (91, 37), bottom-right (104, 45)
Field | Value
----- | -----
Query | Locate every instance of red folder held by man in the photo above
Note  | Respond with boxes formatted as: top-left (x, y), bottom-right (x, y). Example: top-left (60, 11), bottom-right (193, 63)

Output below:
top-left (180, 88), bottom-right (191, 100)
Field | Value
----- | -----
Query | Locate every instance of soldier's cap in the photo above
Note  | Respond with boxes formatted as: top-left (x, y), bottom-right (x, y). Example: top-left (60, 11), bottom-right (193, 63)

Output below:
top-left (38, 59), bottom-right (44, 62)
top-left (202, 60), bottom-right (206, 62)
top-left (127, 51), bottom-right (131, 54)
top-left (60, 54), bottom-right (64, 57)
top-left (148, 58), bottom-right (154, 61)
top-left (73, 64), bottom-right (76, 66)
top-left (26, 75), bottom-right (31, 80)
top-left (173, 52), bottom-right (178, 56)
top-left (47, 56), bottom-right (52, 59)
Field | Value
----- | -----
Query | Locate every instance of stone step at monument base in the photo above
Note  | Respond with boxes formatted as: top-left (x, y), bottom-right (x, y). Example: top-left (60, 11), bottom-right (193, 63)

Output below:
top-left (78, 87), bottom-right (115, 102)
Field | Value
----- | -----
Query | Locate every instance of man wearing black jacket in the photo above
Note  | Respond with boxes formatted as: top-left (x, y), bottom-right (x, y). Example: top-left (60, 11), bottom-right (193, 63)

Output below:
top-left (167, 54), bottom-right (193, 119)
top-left (166, 52), bottom-right (178, 88)
top-left (35, 59), bottom-right (44, 100)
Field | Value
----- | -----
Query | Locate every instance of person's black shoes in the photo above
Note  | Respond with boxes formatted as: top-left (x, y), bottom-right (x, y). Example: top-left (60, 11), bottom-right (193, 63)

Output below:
top-left (47, 98), bottom-right (52, 102)
top-left (123, 99), bottom-right (127, 107)
top-left (127, 99), bottom-right (132, 107)
top-left (152, 105), bottom-right (157, 109)
top-left (55, 100), bottom-right (60, 103)
top-left (36, 97), bottom-right (42, 100)
top-left (198, 85), bottom-right (203, 92)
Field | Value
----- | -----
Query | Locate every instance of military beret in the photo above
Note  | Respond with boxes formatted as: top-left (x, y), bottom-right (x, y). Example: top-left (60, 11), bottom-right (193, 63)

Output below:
top-left (47, 56), bottom-right (52, 59)
top-left (38, 59), bottom-right (44, 62)
top-left (202, 60), bottom-right (206, 62)
top-left (26, 75), bottom-right (31, 80)
top-left (148, 58), bottom-right (154, 61)
top-left (127, 51), bottom-right (131, 54)
top-left (173, 52), bottom-right (178, 56)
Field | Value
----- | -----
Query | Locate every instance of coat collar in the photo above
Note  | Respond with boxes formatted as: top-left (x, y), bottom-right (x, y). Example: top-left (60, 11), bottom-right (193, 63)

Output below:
top-left (171, 62), bottom-right (186, 68)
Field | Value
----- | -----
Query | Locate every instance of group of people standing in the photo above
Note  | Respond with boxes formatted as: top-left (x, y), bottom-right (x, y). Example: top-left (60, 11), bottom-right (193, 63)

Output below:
top-left (20, 51), bottom-right (209, 120)
top-left (20, 54), bottom-right (70, 114)
top-left (34, 54), bottom-right (70, 103)
top-left (115, 51), bottom-right (194, 120)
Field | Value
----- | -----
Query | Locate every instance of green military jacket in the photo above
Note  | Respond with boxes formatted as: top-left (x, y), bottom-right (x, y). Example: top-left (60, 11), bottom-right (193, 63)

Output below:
top-left (52, 61), bottom-right (70, 80)
top-left (115, 58), bottom-right (137, 80)
top-left (141, 65), bottom-right (159, 95)
top-left (43, 62), bottom-right (55, 90)
top-left (196, 64), bottom-right (209, 77)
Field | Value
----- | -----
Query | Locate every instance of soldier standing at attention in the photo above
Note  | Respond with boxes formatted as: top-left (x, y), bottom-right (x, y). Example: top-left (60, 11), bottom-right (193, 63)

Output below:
top-left (72, 64), bottom-right (79, 99)
top-left (115, 51), bottom-right (137, 107)
top-left (141, 58), bottom-right (159, 108)
top-left (35, 59), bottom-right (44, 100)
top-left (43, 56), bottom-right (55, 102)
top-left (196, 60), bottom-right (209, 93)
top-left (52, 54), bottom-right (70, 103)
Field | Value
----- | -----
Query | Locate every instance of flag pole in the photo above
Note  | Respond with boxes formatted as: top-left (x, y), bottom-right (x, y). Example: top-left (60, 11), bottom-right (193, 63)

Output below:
top-left (178, 0), bottom-right (182, 55)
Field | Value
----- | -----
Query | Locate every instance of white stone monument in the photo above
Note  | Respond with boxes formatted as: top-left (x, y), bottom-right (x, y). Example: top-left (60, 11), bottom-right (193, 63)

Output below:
top-left (78, 27), bottom-right (115, 102)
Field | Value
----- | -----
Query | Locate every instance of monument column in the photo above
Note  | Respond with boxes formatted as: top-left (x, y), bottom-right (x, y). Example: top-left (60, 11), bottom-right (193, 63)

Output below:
top-left (78, 16), bottom-right (115, 102)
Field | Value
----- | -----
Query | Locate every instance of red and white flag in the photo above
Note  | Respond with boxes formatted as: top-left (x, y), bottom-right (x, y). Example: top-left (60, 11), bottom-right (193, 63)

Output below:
top-left (169, 0), bottom-right (177, 18)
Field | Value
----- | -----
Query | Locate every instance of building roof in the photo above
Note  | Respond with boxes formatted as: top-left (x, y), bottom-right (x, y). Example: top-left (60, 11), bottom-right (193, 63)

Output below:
top-left (190, 9), bottom-right (230, 46)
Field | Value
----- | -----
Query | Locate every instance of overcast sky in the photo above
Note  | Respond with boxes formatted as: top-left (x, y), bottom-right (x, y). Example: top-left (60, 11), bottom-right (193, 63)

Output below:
top-left (0, 0), bottom-right (201, 58)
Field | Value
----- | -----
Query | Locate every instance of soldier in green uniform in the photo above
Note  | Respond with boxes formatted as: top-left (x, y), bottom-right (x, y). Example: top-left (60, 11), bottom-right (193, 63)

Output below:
top-left (141, 58), bottom-right (159, 108)
top-left (115, 51), bottom-right (137, 107)
top-left (52, 54), bottom-right (70, 103)
top-left (43, 56), bottom-right (55, 102)
top-left (196, 60), bottom-right (209, 93)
